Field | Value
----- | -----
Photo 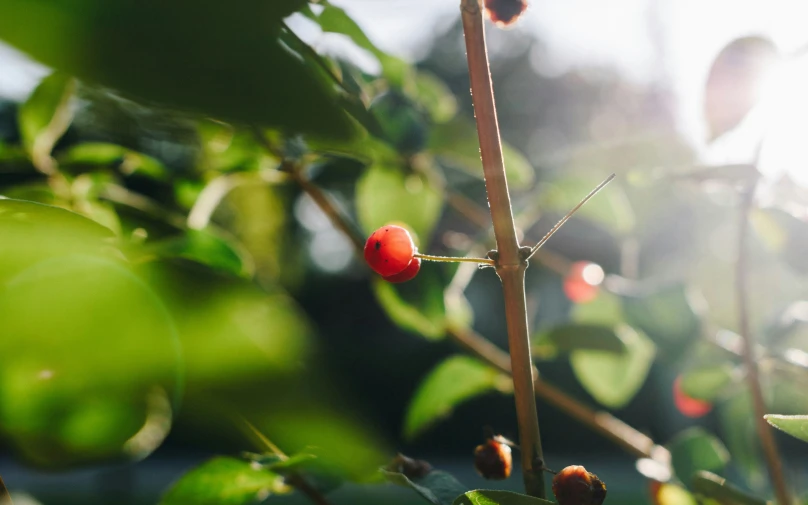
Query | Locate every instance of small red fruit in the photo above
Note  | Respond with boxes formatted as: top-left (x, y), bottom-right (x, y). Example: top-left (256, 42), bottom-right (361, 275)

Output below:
top-left (552, 465), bottom-right (607, 505)
top-left (673, 376), bottom-right (712, 418)
top-left (563, 261), bottom-right (603, 304)
top-left (384, 257), bottom-right (421, 283)
top-left (364, 225), bottom-right (416, 277)
top-left (473, 439), bottom-right (512, 480)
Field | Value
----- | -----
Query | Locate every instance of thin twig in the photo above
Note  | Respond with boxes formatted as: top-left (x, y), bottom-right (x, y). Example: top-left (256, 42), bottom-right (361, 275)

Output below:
top-left (415, 253), bottom-right (494, 265)
top-left (736, 181), bottom-right (792, 505)
top-left (460, 0), bottom-right (544, 496)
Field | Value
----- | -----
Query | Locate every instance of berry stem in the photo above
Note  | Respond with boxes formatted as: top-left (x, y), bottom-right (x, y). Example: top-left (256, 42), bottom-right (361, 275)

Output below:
top-left (414, 253), bottom-right (495, 265)
top-left (460, 0), bottom-right (544, 497)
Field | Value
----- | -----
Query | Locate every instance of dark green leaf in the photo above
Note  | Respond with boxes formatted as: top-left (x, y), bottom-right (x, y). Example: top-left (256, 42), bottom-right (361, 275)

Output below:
top-left (0, 1), bottom-right (356, 139)
top-left (763, 414), bottom-right (808, 443)
top-left (371, 271), bottom-right (446, 340)
top-left (679, 365), bottom-right (735, 401)
top-left (404, 356), bottom-right (511, 440)
top-left (692, 471), bottom-right (768, 505)
top-left (143, 229), bottom-right (254, 278)
top-left (161, 457), bottom-right (289, 505)
top-left (668, 428), bottom-right (730, 486)
top-left (453, 490), bottom-right (556, 505)
top-left (18, 72), bottom-right (76, 164)
top-left (370, 90), bottom-right (428, 153)
top-left (534, 324), bottom-right (627, 358)
top-left (382, 469), bottom-right (467, 505)
top-left (570, 325), bottom-right (655, 408)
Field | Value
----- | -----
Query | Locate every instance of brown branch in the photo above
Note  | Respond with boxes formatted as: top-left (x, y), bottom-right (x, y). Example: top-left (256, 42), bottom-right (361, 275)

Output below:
top-left (0, 476), bottom-right (11, 505)
top-left (736, 182), bottom-right (791, 505)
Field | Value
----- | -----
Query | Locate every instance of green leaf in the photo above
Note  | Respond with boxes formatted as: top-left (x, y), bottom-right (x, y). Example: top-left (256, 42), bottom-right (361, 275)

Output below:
top-left (143, 229), bottom-right (254, 278)
top-left (0, 1), bottom-right (356, 140)
top-left (622, 284), bottom-right (701, 363)
top-left (429, 117), bottom-right (534, 189)
top-left (537, 173), bottom-right (633, 232)
top-left (655, 484), bottom-right (698, 505)
top-left (570, 325), bottom-right (655, 408)
top-left (59, 142), bottom-right (167, 179)
top-left (571, 290), bottom-right (624, 327)
top-left (356, 163), bottom-right (443, 245)
top-left (370, 90), bottom-right (428, 154)
top-left (161, 457), bottom-right (290, 505)
top-left (534, 324), bottom-right (627, 358)
top-left (763, 414), bottom-right (808, 443)
top-left (453, 490), bottom-right (556, 505)
top-left (18, 72), bottom-right (76, 167)
top-left (372, 272), bottom-right (446, 340)
top-left (404, 356), bottom-right (511, 440)
top-left (668, 428), bottom-right (730, 486)
top-left (382, 469), bottom-right (467, 505)
top-left (692, 471), bottom-right (768, 505)
top-left (412, 72), bottom-right (457, 124)
top-left (720, 392), bottom-right (764, 488)
top-left (679, 365), bottom-right (735, 401)
top-left (751, 208), bottom-right (808, 275)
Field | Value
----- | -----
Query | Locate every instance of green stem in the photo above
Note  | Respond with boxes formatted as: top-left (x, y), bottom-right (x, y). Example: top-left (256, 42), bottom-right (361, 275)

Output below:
top-left (414, 253), bottom-right (494, 265)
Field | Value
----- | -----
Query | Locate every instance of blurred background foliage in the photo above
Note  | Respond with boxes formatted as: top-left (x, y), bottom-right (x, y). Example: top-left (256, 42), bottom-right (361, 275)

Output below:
top-left (1, 0), bottom-right (808, 504)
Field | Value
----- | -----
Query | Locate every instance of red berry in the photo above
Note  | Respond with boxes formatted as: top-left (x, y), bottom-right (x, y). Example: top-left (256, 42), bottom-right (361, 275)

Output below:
top-left (473, 439), bottom-right (512, 480)
top-left (484, 0), bottom-right (528, 27)
top-left (384, 257), bottom-right (421, 283)
top-left (552, 465), bottom-right (607, 505)
top-left (563, 261), bottom-right (602, 304)
top-left (364, 225), bottom-right (416, 277)
top-left (673, 376), bottom-right (712, 418)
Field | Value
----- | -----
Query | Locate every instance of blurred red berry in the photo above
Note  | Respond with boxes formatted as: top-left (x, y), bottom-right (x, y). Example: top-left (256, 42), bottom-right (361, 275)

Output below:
top-left (673, 376), bottom-right (712, 418)
top-left (484, 0), bottom-right (528, 27)
top-left (474, 439), bottom-right (512, 480)
top-left (563, 261), bottom-right (602, 303)
top-left (552, 465), bottom-right (607, 505)
top-left (364, 225), bottom-right (416, 277)
top-left (384, 257), bottom-right (421, 283)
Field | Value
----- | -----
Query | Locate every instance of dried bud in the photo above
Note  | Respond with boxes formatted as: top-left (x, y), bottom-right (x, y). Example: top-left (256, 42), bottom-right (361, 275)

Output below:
top-left (552, 465), bottom-right (607, 505)
top-left (386, 454), bottom-right (433, 479)
top-left (484, 0), bottom-right (528, 27)
top-left (474, 439), bottom-right (513, 480)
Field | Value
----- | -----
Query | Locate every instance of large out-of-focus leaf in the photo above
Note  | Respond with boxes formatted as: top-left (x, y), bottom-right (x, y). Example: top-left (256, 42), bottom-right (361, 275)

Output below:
top-left (370, 90), bottom-right (428, 154)
top-left (570, 325), bottom-right (655, 408)
top-left (655, 484), bottom-right (698, 505)
top-left (621, 284), bottom-right (701, 363)
top-left (0, 0), bottom-right (357, 140)
top-left (58, 142), bottom-right (167, 180)
top-left (382, 468), bottom-right (467, 505)
top-left (679, 365), bottom-right (735, 402)
top-left (719, 392), bottom-right (764, 489)
top-left (668, 428), bottom-right (730, 487)
top-left (453, 490), bottom-right (556, 505)
top-left (692, 471), bottom-right (767, 505)
top-left (404, 356), bottom-right (511, 440)
top-left (0, 255), bottom-right (180, 467)
top-left (751, 208), bottom-right (808, 275)
top-left (18, 72), bottom-right (76, 167)
top-left (413, 72), bottom-right (458, 124)
top-left (143, 229), bottom-right (254, 278)
top-left (704, 37), bottom-right (778, 140)
top-left (536, 173), bottom-right (633, 232)
top-left (356, 163), bottom-right (443, 245)
top-left (763, 414), bottom-right (808, 443)
top-left (371, 270), bottom-right (447, 340)
top-left (160, 456), bottom-right (290, 505)
top-left (534, 324), bottom-right (627, 358)
top-left (429, 117), bottom-right (534, 189)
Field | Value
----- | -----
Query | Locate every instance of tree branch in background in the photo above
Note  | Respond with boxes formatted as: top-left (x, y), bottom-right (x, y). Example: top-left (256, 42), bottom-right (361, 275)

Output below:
top-left (0, 475), bottom-right (12, 505)
top-left (736, 181), bottom-right (792, 505)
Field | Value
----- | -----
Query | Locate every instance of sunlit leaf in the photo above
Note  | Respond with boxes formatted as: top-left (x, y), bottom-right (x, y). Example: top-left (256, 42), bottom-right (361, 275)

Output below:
top-left (453, 490), bottom-right (556, 505)
top-left (704, 37), bottom-right (778, 140)
top-left (382, 468), bottom-right (467, 505)
top-left (428, 117), bottom-right (534, 189)
top-left (668, 428), bottom-right (730, 486)
top-left (763, 414), bottom-right (808, 443)
top-left (371, 271), bottom-right (446, 340)
top-left (160, 457), bottom-right (290, 505)
top-left (0, 1), bottom-right (356, 140)
top-left (59, 142), bottom-right (167, 180)
top-left (692, 471), bottom-right (767, 505)
top-left (18, 72), bottom-right (76, 169)
top-left (656, 484), bottom-right (698, 505)
top-left (570, 325), bottom-right (655, 408)
top-left (356, 163), bottom-right (443, 245)
top-left (404, 356), bottom-right (511, 440)
top-left (679, 365), bottom-right (735, 402)
top-left (534, 324), bottom-right (627, 358)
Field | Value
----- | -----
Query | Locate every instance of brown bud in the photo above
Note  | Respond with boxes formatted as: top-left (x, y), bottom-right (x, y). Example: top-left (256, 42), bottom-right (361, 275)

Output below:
top-left (474, 439), bottom-right (513, 480)
top-left (386, 454), bottom-right (433, 479)
top-left (483, 0), bottom-right (528, 27)
top-left (552, 465), bottom-right (607, 505)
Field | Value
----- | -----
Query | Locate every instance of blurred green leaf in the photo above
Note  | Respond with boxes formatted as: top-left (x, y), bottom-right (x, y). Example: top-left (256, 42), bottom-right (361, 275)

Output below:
top-left (668, 428), bottom-right (730, 486)
top-left (537, 173), bottom-right (633, 232)
top-left (429, 117), bottom-right (534, 190)
top-left (453, 490), bottom-right (556, 505)
top-left (656, 484), bottom-right (698, 505)
top-left (720, 392), bottom-right (764, 489)
top-left (534, 324), bottom-right (627, 358)
top-left (143, 229), bottom-right (254, 278)
top-left (0, 1), bottom-right (356, 140)
top-left (161, 456), bottom-right (290, 505)
top-left (382, 468), bottom-right (467, 505)
top-left (692, 471), bottom-right (768, 505)
top-left (412, 72), bottom-right (458, 124)
top-left (18, 72), bottom-right (76, 166)
top-left (571, 290), bottom-right (624, 327)
top-left (371, 271), bottom-right (446, 340)
top-left (356, 163), bottom-right (442, 245)
top-left (763, 414), bottom-right (808, 443)
top-left (679, 365), bottom-right (735, 402)
top-left (404, 356), bottom-right (511, 440)
top-left (570, 325), bottom-right (655, 408)
top-left (751, 208), bottom-right (808, 275)
top-left (672, 164), bottom-right (759, 186)
top-left (370, 91), bottom-right (428, 154)
top-left (622, 284), bottom-right (701, 363)
top-left (59, 142), bottom-right (167, 179)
